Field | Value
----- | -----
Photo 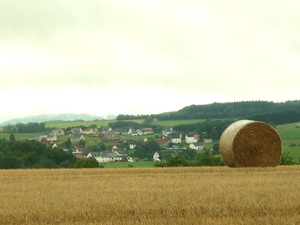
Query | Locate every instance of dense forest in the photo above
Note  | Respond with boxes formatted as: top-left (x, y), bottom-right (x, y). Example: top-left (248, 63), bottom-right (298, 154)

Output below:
top-left (116, 100), bottom-right (300, 125)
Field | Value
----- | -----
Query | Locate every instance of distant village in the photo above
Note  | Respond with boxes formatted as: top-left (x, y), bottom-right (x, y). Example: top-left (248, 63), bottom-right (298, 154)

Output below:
top-left (27, 126), bottom-right (213, 163)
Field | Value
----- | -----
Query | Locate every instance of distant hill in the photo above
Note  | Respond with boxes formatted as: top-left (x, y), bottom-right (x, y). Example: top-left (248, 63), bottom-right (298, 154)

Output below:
top-left (116, 100), bottom-right (300, 125)
top-left (155, 100), bottom-right (300, 121)
top-left (0, 113), bottom-right (116, 125)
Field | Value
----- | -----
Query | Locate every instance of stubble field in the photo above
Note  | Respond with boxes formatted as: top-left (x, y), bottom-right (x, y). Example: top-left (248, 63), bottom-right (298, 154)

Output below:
top-left (1, 166), bottom-right (300, 225)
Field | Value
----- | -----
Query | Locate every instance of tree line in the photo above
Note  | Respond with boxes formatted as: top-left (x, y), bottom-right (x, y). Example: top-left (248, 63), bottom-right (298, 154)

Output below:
top-left (115, 100), bottom-right (300, 124)
top-left (0, 138), bottom-right (99, 169)
top-left (1, 122), bottom-right (47, 133)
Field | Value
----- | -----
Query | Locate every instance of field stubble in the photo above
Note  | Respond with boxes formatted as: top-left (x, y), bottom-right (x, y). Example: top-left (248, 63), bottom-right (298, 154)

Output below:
top-left (0, 167), bottom-right (300, 225)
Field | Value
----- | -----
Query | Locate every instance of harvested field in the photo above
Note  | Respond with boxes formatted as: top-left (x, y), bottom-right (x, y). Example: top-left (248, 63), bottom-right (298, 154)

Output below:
top-left (0, 167), bottom-right (300, 225)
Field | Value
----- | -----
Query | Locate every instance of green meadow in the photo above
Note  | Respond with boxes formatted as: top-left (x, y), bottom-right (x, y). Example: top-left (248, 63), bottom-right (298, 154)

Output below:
top-left (276, 123), bottom-right (300, 161)
top-left (46, 118), bottom-right (211, 128)
top-left (46, 120), bottom-right (113, 128)
top-left (151, 119), bottom-right (206, 126)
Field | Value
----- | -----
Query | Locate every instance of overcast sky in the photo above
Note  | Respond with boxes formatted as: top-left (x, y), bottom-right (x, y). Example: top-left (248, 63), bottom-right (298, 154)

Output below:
top-left (1, 0), bottom-right (300, 122)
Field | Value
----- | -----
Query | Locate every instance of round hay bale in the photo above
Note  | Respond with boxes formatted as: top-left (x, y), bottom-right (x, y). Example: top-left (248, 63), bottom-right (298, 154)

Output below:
top-left (220, 120), bottom-right (282, 167)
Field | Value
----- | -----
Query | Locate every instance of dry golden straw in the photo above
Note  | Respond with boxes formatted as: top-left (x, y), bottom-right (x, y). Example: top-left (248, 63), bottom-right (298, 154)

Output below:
top-left (220, 120), bottom-right (282, 167)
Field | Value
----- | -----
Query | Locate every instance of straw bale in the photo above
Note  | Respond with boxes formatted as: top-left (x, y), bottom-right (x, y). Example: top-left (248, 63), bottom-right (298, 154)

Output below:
top-left (220, 120), bottom-right (282, 167)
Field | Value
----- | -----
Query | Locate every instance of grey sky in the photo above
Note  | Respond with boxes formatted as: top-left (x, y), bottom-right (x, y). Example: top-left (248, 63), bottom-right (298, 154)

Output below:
top-left (1, 1), bottom-right (300, 122)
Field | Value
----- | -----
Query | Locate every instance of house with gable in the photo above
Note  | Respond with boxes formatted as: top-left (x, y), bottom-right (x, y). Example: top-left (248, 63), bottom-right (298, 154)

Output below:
top-left (185, 133), bottom-right (200, 144)
top-left (72, 134), bottom-right (85, 142)
top-left (112, 146), bottom-right (127, 156)
top-left (142, 127), bottom-right (154, 135)
top-left (122, 127), bottom-right (135, 135)
top-left (46, 134), bottom-right (58, 142)
top-left (100, 127), bottom-right (111, 134)
top-left (131, 130), bottom-right (143, 136)
top-left (49, 142), bottom-right (59, 149)
top-left (189, 142), bottom-right (204, 150)
top-left (87, 151), bottom-right (122, 163)
top-left (162, 127), bottom-right (173, 136)
top-left (104, 130), bottom-right (120, 141)
top-left (155, 136), bottom-right (169, 148)
top-left (71, 128), bottom-right (82, 134)
top-left (82, 128), bottom-right (99, 135)
top-left (28, 134), bottom-right (44, 142)
top-left (167, 132), bottom-right (182, 144)
top-left (52, 128), bottom-right (65, 136)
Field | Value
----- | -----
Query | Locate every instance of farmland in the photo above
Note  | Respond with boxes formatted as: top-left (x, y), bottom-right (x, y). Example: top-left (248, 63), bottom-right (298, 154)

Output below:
top-left (46, 120), bottom-right (300, 162)
top-left (45, 119), bottom-right (145, 129)
top-left (0, 166), bottom-right (300, 224)
top-left (1, 119), bottom-right (299, 163)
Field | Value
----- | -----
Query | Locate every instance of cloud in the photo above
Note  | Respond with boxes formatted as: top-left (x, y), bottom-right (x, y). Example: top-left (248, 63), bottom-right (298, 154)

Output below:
top-left (0, 0), bottom-right (300, 121)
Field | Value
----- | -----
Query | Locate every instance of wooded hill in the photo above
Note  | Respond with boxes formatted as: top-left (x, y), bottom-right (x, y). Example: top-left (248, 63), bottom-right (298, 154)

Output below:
top-left (117, 100), bottom-right (300, 125)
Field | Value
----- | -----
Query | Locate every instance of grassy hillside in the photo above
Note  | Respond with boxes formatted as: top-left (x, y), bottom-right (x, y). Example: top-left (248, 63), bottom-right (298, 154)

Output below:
top-left (45, 119), bottom-right (145, 128)
top-left (276, 123), bottom-right (300, 161)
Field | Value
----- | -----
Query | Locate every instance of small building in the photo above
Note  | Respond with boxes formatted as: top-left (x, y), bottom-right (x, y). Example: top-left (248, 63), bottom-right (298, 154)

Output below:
top-left (46, 134), bottom-right (58, 142)
top-left (82, 128), bottom-right (98, 135)
top-left (100, 127), bottom-right (111, 134)
top-left (189, 142), bottom-right (204, 151)
top-left (153, 152), bottom-right (160, 162)
top-left (143, 128), bottom-right (154, 135)
top-left (73, 134), bottom-right (85, 142)
top-left (103, 130), bottom-right (120, 141)
top-left (52, 128), bottom-right (65, 136)
top-left (131, 130), bottom-right (143, 136)
top-left (168, 132), bottom-right (182, 144)
top-left (28, 134), bottom-right (43, 142)
top-left (185, 133), bottom-right (199, 144)
top-left (71, 128), bottom-right (83, 134)
top-left (162, 127), bottom-right (173, 136)
top-left (87, 151), bottom-right (122, 163)
top-left (155, 137), bottom-right (169, 147)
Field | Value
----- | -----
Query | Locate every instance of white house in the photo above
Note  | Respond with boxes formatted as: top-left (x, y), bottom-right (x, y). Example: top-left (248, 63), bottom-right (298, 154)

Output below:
top-left (167, 133), bottom-right (182, 144)
top-left (131, 130), bottom-right (143, 136)
top-left (52, 128), bottom-right (65, 136)
top-left (87, 152), bottom-right (121, 163)
top-left (185, 133), bottom-right (199, 144)
top-left (189, 142), bottom-right (204, 150)
top-left (122, 128), bottom-right (135, 135)
top-left (153, 152), bottom-right (160, 162)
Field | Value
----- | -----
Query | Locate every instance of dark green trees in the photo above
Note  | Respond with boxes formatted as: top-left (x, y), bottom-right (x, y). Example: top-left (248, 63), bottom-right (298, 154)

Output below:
top-left (0, 139), bottom-right (77, 169)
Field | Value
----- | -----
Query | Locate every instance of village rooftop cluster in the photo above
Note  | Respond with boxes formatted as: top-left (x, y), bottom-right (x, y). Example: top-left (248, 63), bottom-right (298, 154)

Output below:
top-left (28, 126), bottom-right (213, 163)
